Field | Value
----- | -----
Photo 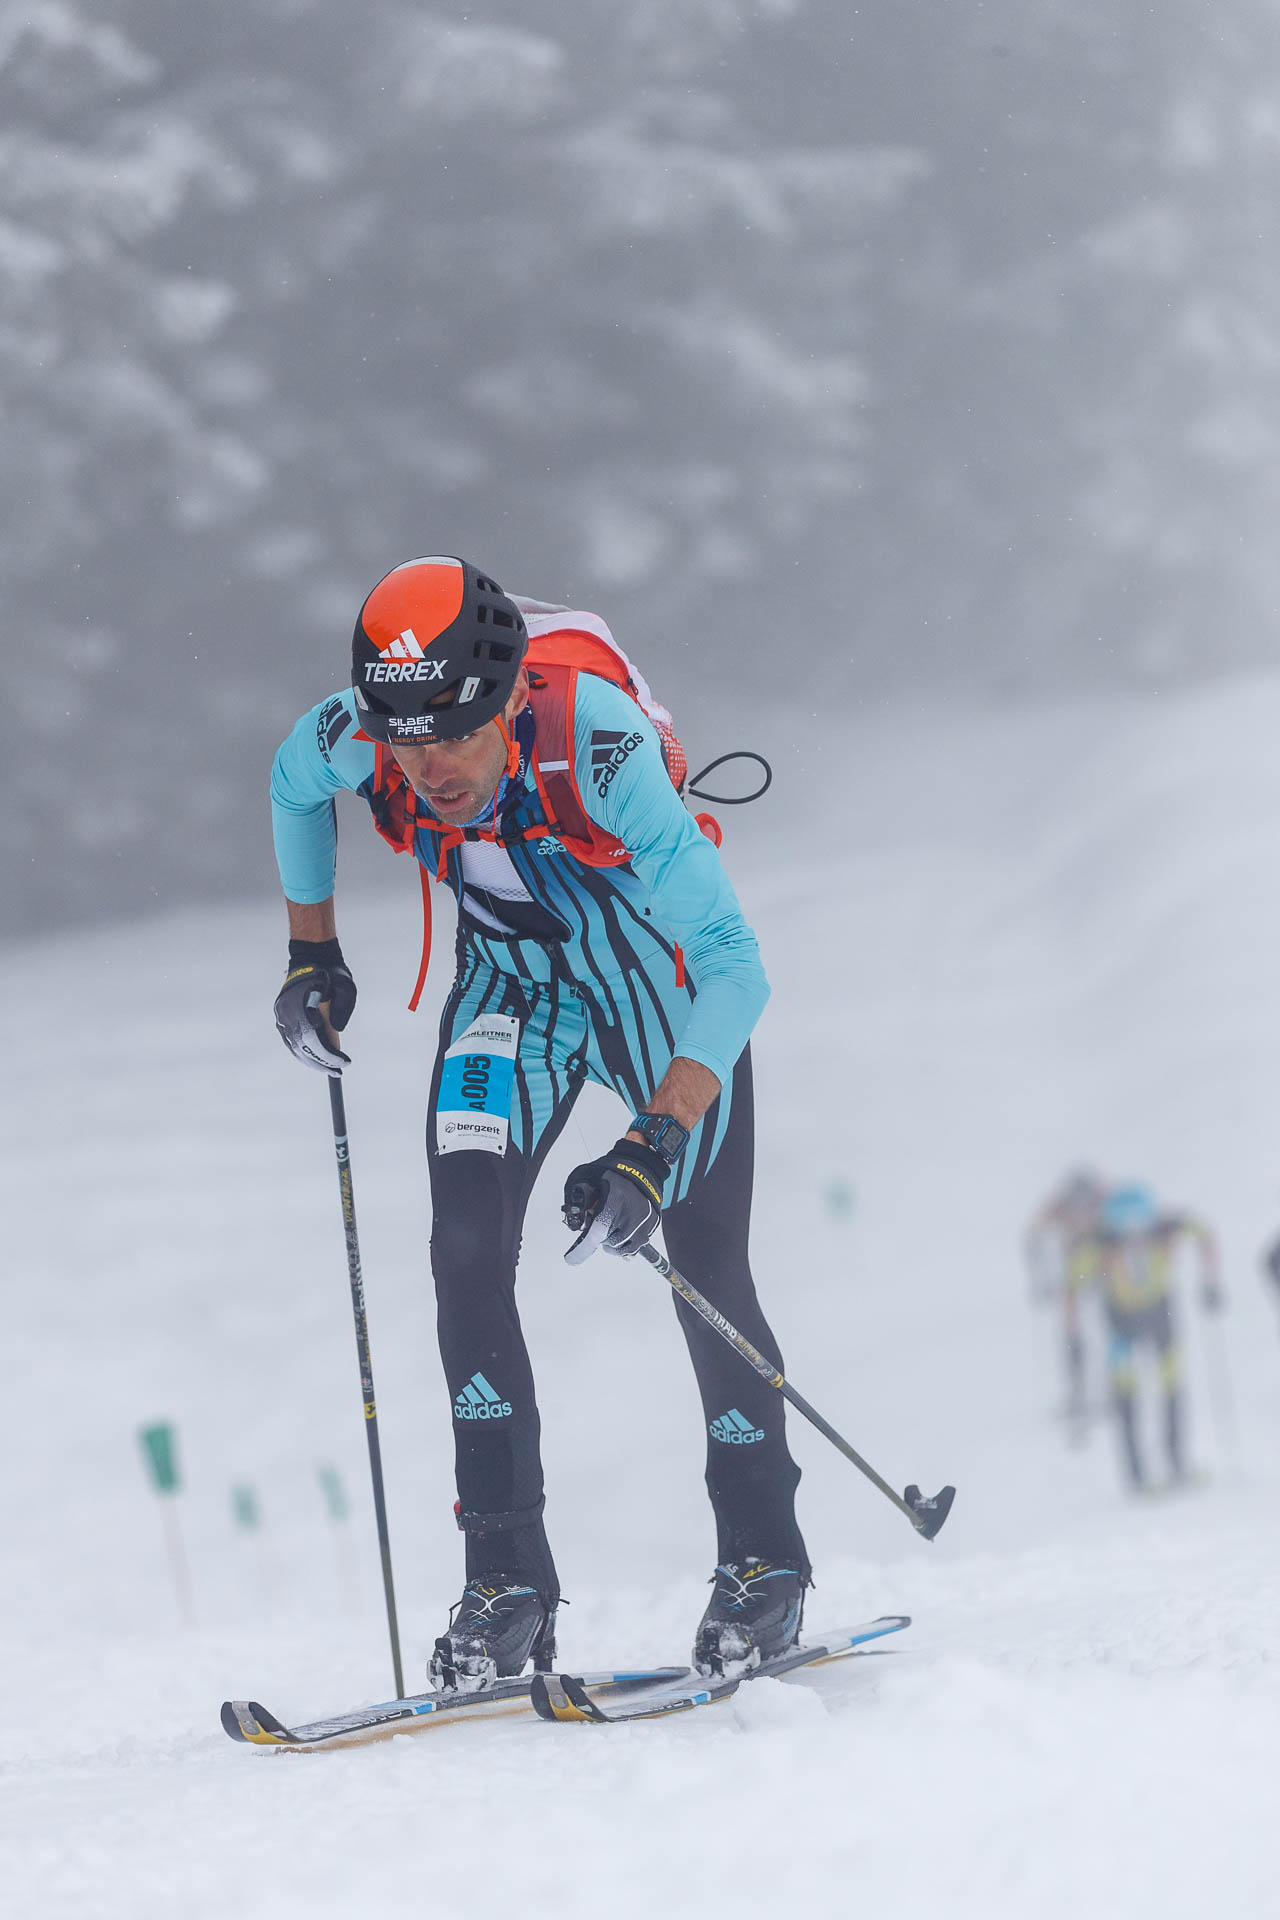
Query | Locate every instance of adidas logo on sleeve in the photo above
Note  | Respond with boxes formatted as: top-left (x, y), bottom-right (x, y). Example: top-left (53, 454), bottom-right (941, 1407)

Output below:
top-left (590, 728), bottom-right (644, 797)
top-left (709, 1407), bottom-right (765, 1445)
top-left (454, 1373), bottom-right (513, 1421)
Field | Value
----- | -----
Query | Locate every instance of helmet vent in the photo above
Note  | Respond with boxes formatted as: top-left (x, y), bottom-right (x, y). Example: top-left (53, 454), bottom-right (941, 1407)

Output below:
top-left (491, 607), bottom-right (515, 628)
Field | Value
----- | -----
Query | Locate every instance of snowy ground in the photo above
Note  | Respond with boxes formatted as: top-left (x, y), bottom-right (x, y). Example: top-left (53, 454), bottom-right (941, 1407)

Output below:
top-left (6, 676), bottom-right (1280, 1918)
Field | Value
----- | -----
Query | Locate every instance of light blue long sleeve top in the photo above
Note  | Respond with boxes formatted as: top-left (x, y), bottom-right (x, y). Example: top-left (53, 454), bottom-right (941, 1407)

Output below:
top-left (271, 674), bottom-right (769, 1086)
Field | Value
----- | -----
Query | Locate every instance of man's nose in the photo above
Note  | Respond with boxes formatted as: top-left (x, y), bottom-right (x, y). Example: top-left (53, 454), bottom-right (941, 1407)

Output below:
top-left (413, 747), bottom-right (455, 787)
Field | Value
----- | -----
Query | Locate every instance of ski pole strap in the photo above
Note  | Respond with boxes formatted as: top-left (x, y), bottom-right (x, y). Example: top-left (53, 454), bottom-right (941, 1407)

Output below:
top-left (453, 1497), bottom-right (546, 1536)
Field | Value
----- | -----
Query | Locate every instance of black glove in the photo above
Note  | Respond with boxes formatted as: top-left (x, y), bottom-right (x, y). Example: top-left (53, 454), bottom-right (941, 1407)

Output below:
top-left (274, 938), bottom-right (357, 1073)
top-left (563, 1138), bottom-right (670, 1265)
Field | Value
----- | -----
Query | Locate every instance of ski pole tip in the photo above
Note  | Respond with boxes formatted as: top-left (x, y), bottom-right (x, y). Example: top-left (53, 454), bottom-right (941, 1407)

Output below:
top-left (904, 1483), bottom-right (956, 1541)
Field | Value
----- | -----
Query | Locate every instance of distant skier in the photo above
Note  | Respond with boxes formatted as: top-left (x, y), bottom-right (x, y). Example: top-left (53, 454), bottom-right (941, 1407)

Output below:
top-left (1260, 1231), bottom-right (1280, 1326)
top-left (1025, 1168), bottom-right (1110, 1434)
top-left (270, 557), bottom-right (808, 1688)
top-left (1069, 1185), bottom-right (1222, 1492)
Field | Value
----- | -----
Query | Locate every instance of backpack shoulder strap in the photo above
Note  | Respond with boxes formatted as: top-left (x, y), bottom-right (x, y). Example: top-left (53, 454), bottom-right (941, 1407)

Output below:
top-left (368, 742), bottom-right (420, 852)
top-left (526, 654), bottom-right (629, 864)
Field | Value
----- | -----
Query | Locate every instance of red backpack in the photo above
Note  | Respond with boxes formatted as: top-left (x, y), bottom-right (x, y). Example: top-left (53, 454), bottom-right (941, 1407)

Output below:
top-left (364, 605), bottom-right (722, 1007)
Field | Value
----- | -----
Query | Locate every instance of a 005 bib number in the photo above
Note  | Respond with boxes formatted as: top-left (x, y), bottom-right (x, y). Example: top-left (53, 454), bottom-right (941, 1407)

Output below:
top-left (435, 1014), bottom-right (519, 1156)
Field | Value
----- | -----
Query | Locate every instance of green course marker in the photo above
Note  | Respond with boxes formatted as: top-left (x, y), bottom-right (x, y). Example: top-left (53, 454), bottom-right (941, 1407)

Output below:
top-left (318, 1464), bottom-right (358, 1614)
top-left (231, 1483), bottom-right (260, 1531)
top-left (824, 1177), bottom-right (856, 1221)
top-left (317, 1464), bottom-right (349, 1524)
top-left (233, 1481), bottom-right (277, 1608)
top-left (139, 1422), bottom-right (180, 1495)
top-left (137, 1421), bottom-right (195, 1625)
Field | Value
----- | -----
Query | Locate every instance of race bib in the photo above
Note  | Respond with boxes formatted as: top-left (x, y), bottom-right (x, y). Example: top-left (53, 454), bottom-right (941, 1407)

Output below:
top-left (435, 1014), bottom-right (519, 1156)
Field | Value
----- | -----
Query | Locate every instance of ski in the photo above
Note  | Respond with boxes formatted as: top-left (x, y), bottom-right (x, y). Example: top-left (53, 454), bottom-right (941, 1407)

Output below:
top-left (221, 1665), bottom-right (686, 1752)
top-left (531, 1615), bottom-right (911, 1724)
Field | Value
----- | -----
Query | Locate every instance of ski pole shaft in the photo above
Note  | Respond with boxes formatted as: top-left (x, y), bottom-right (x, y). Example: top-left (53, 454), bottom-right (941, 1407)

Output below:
top-left (327, 1072), bottom-right (404, 1699)
top-left (635, 1242), bottom-right (954, 1540)
top-left (1202, 1306), bottom-right (1238, 1466)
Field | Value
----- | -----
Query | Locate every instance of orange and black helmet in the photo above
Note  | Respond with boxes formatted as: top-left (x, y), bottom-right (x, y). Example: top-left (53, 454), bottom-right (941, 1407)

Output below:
top-left (351, 555), bottom-right (528, 744)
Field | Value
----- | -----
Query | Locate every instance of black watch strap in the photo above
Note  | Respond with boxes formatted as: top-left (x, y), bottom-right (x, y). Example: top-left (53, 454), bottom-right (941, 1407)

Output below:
top-left (628, 1112), bottom-right (690, 1165)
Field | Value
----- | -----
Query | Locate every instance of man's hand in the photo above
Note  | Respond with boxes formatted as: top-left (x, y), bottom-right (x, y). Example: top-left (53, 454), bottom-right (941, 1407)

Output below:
top-left (563, 1139), bottom-right (670, 1265)
top-left (274, 938), bottom-right (357, 1073)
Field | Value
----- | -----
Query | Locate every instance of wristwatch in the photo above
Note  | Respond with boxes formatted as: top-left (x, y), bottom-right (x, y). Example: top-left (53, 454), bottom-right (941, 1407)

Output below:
top-left (627, 1112), bottom-right (691, 1165)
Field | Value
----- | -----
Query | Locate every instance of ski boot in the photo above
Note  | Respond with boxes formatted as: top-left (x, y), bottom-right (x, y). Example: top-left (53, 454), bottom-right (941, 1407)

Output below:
top-left (429, 1575), bottom-right (557, 1693)
top-left (693, 1558), bottom-right (805, 1679)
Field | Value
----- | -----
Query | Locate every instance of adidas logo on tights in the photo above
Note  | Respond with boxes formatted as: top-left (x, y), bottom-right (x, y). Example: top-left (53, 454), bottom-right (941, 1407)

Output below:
top-left (710, 1407), bottom-right (765, 1445)
top-left (454, 1373), bottom-right (513, 1421)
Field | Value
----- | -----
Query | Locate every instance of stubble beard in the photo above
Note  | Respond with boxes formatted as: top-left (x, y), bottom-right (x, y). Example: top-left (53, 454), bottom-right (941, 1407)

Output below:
top-left (411, 764), bottom-right (503, 826)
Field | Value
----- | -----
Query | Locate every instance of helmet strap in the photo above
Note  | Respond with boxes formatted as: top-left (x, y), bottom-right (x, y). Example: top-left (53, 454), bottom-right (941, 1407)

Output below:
top-left (495, 712), bottom-right (520, 779)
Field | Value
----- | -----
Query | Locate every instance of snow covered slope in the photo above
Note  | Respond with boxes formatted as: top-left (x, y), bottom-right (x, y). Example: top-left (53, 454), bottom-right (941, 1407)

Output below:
top-left (5, 677), bottom-right (1280, 1918)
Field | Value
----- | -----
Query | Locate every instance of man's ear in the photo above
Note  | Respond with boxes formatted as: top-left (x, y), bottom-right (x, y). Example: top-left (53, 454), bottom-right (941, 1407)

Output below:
top-left (507, 666), bottom-right (531, 719)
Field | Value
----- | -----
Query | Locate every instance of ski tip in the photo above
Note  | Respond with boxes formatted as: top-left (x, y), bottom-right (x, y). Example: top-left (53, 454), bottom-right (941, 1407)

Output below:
top-left (220, 1699), bottom-right (295, 1745)
top-left (220, 1700), bottom-right (248, 1742)
top-left (531, 1673), bottom-right (608, 1724)
top-left (904, 1483), bottom-right (956, 1541)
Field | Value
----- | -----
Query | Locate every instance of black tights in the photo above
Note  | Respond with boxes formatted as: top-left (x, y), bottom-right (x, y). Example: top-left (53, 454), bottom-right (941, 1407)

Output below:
top-left (428, 1048), bottom-right (807, 1603)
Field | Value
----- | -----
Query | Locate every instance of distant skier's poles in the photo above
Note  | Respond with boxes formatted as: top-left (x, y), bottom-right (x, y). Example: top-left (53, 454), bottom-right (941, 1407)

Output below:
top-left (1202, 1309), bottom-right (1239, 1470)
top-left (327, 1073), bottom-right (404, 1699)
top-left (635, 1243), bottom-right (955, 1540)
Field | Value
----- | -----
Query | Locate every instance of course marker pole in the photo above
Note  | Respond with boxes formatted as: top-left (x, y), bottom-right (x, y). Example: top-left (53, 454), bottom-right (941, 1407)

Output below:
top-left (138, 1421), bottom-right (196, 1624)
top-left (318, 1464), bottom-right (359, 1614)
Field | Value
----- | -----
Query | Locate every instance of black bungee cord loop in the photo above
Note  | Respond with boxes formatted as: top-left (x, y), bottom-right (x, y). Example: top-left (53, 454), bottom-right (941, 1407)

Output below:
top-left (686, 751), bottom-right (773, 805)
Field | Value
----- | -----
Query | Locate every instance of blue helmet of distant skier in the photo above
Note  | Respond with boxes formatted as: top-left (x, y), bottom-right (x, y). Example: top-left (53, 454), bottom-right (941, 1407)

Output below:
top-left (1103, 1185), bottom-right (1158, 1235)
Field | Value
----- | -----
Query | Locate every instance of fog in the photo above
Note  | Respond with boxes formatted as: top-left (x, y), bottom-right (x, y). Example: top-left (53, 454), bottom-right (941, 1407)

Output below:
top-left (5, 0), bottom-right (1279, 930)
top-left (4, 8), bottom-right (1279, 1916)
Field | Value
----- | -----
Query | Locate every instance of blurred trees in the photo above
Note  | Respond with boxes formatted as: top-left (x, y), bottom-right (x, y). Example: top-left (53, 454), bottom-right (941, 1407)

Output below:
top-left (4, 0), bottom-right (1279, 928)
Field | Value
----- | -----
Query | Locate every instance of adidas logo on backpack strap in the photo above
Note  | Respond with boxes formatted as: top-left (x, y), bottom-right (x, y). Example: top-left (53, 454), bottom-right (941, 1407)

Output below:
top-left (454, 1372), bottom-right (513, 1421)
top-left (709, 1407), bottom-right (765, 1445)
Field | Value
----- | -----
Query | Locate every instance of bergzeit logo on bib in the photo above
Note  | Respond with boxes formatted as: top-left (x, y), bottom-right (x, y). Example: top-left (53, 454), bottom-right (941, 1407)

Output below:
top-left (435, 1014), bottom-right (519, 1157)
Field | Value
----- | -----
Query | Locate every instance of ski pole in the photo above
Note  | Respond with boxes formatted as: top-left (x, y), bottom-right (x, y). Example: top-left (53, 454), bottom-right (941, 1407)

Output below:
top-left (1201, 1304), bottom-right (1238, 1469)
top-left (327, 1072), bottom-right (405, 1699)
top-left (635, 1242), bottom-right (955, 1540)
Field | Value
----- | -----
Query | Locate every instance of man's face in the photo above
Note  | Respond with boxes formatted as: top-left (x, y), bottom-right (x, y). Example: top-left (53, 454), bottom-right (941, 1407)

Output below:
top-left (389, 674), bottom-right (528, 826)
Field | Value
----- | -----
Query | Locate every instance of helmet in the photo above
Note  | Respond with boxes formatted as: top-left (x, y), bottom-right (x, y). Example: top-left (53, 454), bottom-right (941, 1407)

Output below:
top-left (1103, 1185), bottom-right (1157, 1236)
top-left (1060, 1168), bottom-right (1105, 1213)
top-left (1054, 1167), bottom-right (1106, 1234)
top-left (351, 555), bottom-right (528, 745)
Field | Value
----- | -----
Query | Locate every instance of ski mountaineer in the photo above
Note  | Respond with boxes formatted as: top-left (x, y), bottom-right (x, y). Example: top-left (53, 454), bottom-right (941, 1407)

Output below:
top-left (1260, 1228), bottom-right (1280, 1330)
top-left (269, 556), bottom-right (809, 1690)
top-left (1025, 1168), bottom-right (1110, 1436)
top-left (1068, 1184), bottom-right (1223, 1492)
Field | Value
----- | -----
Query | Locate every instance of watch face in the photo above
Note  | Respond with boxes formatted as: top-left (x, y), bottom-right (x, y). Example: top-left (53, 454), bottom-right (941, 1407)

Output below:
top-left (637, 1114), bottom-right (688, 1161)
